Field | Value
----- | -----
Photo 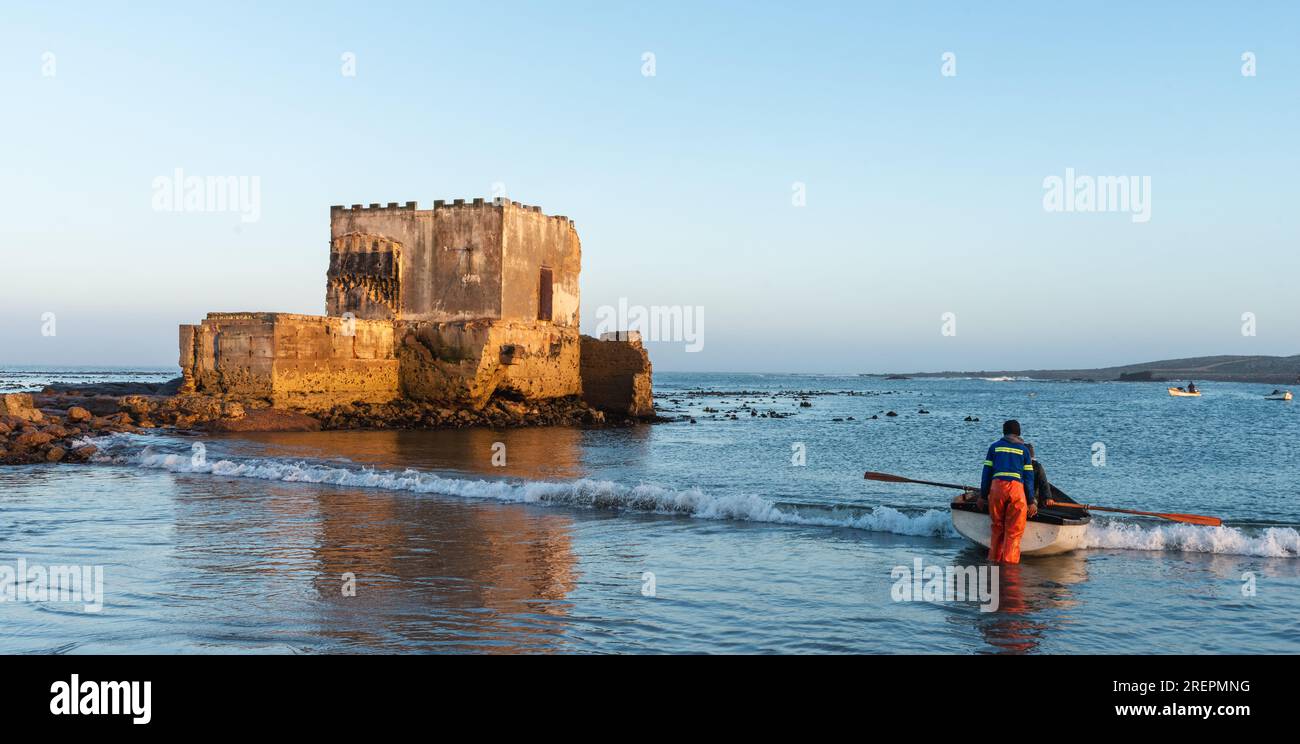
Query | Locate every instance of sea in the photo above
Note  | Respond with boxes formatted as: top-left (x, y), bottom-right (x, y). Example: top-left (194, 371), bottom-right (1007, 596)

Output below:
top-left (2, 367), bottom-right (1298, 654)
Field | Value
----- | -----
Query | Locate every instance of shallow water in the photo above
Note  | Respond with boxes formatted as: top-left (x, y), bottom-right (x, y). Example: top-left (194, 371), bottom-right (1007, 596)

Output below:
top-left (2, 371), bottom-right (1298, 653)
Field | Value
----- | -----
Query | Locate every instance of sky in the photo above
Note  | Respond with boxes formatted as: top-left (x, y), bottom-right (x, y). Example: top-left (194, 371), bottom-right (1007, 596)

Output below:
top-left (1, 1), bottom-right (1296, 373)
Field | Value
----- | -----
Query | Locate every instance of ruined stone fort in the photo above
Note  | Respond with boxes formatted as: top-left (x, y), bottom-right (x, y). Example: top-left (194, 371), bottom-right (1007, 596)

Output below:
top-left (178, 198), bottom-right (653, 419)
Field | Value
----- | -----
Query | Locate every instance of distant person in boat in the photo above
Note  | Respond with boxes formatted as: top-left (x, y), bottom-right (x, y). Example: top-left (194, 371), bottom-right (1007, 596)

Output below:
top-left (977, 420), bottom-right (1037, 564)
top-left (1186, 381), bottom-right (1197, 394)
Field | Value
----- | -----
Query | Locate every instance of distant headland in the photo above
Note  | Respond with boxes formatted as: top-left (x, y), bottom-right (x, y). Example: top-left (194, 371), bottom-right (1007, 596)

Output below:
top-left (878, 354), bottom-right (1300, 385)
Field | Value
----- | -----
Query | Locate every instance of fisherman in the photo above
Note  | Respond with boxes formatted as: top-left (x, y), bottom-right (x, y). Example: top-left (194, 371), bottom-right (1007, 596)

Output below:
top-left (1187, 381), bottom-right (1197, 394)
top-left (977, 420), bottom-right (1037, 564)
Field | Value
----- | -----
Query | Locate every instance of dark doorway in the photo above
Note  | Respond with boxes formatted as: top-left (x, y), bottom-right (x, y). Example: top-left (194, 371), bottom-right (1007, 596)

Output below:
top-left (538, 267), bottom-right (553, 321)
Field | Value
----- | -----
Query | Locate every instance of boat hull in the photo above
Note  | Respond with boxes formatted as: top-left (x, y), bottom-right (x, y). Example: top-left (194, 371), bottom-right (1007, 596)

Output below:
top-left (950, 507), bottom-right (1089, 556)
top-left (1265, 392), bottom-right (1293, 401)
top-left (1168, 387), bottom-right (1201, 397)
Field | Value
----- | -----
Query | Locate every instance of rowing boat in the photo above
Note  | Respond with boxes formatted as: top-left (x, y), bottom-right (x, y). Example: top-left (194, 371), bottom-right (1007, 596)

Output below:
top-left (1168, 387), bottom-right (1201, 397)
top-left (1265, 391), bottom-right (1293, 401)
top-left (950, 484), bottom-right (1091, 556)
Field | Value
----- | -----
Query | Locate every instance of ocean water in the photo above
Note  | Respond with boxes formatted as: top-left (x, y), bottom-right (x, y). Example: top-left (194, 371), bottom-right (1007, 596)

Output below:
top-left (0, 365), bottom-right (177, 392)
top-left (2, 370), bottom-right (1298, 654)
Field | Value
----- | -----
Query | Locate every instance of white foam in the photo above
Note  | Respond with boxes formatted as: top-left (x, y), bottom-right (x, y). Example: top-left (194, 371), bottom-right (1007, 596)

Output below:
top-left (90, 439), bottom-right (958, 539)
top-left (87, 436), bottom-right (1298, 557)
top-left (1082, 520), bottom-right (1300, 558)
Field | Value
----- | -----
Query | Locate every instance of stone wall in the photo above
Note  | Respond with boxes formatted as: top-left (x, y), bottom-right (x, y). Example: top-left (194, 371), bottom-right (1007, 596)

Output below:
top-left (328, 200), bottom-right (577, 325)
top-left (398, 319), bottom-right (581, 409)
top-left (580, 333), bottom-right (655, 418)
top-left (180, 313), bottom-right (399, 412)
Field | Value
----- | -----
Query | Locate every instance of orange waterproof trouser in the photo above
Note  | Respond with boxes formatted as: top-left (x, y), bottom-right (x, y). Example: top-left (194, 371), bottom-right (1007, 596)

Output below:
top-left (988, 480), bottom-right (1028, 564)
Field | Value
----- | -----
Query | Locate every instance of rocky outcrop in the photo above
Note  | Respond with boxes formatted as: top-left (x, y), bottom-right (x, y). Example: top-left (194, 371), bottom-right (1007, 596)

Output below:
top-left (0, 402), bottom-right (133, 465)
top-left (205, 408), bottom-right (322, 432)
top-left (314, 394), bottom-right (621, 430)
top-left (397, 319), bottom-right (581, 409)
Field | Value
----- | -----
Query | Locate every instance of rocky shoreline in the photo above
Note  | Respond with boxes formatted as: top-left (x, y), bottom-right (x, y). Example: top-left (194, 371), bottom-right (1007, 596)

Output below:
top-left (1, 381), bottom-right (659, 466)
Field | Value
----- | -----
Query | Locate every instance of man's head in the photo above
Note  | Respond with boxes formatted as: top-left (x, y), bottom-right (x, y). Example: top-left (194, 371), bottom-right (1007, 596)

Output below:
top-left (1003, 419), bottom-right (1021, 437)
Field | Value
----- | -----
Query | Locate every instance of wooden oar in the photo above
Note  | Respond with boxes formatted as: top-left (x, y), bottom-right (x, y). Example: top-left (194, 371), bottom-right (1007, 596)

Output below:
top-left (1045, 499), bottom-right (1222, 527)
top-left (864, 471), bottom-right (974, 491)
top-left (867, 471), bottom-right (1224, 527)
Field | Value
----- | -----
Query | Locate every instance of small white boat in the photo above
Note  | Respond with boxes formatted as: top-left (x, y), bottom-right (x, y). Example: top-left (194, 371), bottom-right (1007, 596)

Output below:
top-left (950, 487), bottom-right (1091, 556)
top-left (1264, 390), bottom-right (1293, 401)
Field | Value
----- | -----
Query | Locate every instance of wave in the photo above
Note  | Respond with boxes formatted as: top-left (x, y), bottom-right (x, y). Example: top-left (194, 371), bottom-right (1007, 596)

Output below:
top-left (85, 436), bottom-right (1298, 558)
top-left (1082, 520), bottom-right (1300, 558)
top-left (87, 437), bottom-right (958, 538)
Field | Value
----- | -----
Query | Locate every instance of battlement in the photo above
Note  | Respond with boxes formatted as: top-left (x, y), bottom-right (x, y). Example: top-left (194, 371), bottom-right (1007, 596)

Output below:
top-left (329, 198), bottom-right (573, 226)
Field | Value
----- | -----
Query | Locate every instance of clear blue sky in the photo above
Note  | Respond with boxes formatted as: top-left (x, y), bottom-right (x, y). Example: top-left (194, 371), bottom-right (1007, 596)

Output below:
top-left (2, 1), bottom-right (1296, 373)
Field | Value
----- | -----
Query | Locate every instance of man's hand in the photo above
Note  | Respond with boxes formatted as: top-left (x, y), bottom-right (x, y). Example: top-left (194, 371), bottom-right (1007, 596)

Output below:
top-left (1027, 501), bottom-right (1038, 518)
top-left (976, 498), bottom-right (987, 511)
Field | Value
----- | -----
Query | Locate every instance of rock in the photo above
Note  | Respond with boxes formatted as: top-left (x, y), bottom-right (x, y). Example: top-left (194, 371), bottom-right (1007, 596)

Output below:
top-left (205, 408), bottom-right (321, 432)
top-left (42, 424), bottom-right (69, 439)
top-left (80, 396), bottom-right (126, 416)
top-left (220, 401), bottom-right (246, 419)
top-left (0, 393), bottom-right (44, 423)
top-left (71, 444), bottom-right (98, 461)
top-left (885, 411), bottom-right (898, 417)
top-left (66, 406), bottom-right (92, 422)
top-left (46, 447), bottom-right (66, 462)
top-left (14, 431), bottom-right (55, 448)
top-left (0, 421), bottom-right (10, 436)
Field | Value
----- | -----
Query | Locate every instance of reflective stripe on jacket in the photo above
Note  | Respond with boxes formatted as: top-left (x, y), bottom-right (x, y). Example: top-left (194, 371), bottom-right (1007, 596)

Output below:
top-left (980, 437), bottom-right (1035, 503)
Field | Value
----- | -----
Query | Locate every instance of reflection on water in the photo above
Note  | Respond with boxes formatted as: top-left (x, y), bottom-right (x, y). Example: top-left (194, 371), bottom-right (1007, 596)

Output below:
top-left (163, 472), bottom-right (579, 653)
top-left (209, 426), bottom-right (600, 481)
top-left (963, 547), bottom-right (1090, 654)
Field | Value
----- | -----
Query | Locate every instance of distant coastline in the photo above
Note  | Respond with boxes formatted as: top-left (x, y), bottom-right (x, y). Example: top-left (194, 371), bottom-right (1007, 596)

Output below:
top-left (877, 354), bottom-right (1300, 385)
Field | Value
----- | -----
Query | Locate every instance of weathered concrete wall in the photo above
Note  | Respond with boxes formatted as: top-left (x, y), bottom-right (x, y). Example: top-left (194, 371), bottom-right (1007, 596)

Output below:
top-left (580, 333), bottom-right (655, 418)
top-left (329, 200), bottom-right (578, 327)
top-left (181, 313), bottom-right (399, 412)
top-left (326, 233), bottom-right (402, 320)
top-left (398, 319), bottom-right (581, 409)
top-left (329, 201), bottom-right (503, 323)
top-left (501, 203), bottom-right (580, 327)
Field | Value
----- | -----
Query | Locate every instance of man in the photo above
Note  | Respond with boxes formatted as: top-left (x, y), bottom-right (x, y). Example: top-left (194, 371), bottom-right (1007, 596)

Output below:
top-left (978, 420), bottom-right (1037, 564)
top-left (1187, 381), bottom-right (1197, 394)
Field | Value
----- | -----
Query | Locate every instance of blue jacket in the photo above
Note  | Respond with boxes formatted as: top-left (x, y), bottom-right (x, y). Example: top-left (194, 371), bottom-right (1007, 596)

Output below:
top-left (980, 437), bottom-right (1035, 503)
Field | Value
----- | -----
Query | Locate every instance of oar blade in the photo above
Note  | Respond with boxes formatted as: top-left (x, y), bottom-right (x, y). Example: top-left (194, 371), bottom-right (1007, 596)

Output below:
top-left (864, 471), bottom-right (911, 483)
top-left (1161, 513), bottom-right (1223, 527)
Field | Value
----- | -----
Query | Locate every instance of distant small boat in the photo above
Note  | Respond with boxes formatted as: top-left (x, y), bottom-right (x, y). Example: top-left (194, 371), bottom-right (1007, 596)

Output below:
top-left (1168, 387), bottom-right (1202, 397)
top-left (1265, 390), bottom-right (1293, 401)
top-left (982, 376), bottom-right (1016, 382)
top-left (951, 485), bottom-right (1090, 556)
